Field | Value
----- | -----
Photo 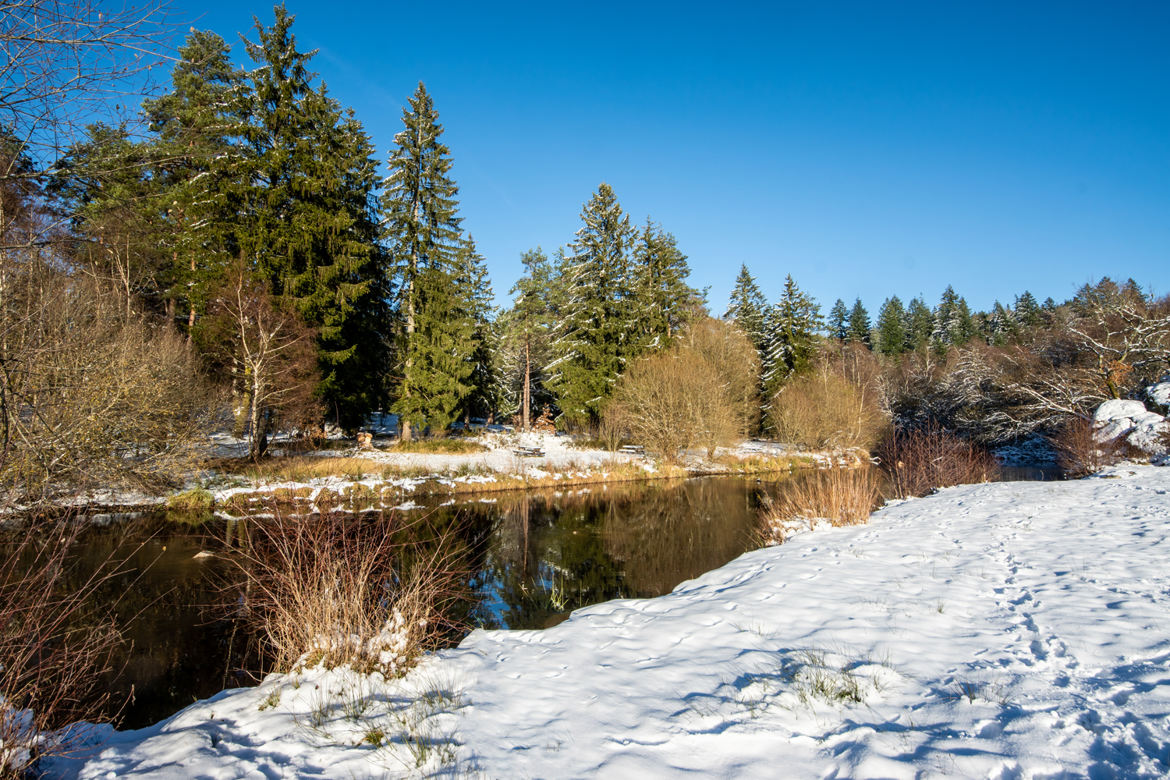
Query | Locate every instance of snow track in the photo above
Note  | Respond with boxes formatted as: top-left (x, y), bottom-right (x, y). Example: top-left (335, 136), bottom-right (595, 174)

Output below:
top-left (53, 467), bottom-right (1170, 778)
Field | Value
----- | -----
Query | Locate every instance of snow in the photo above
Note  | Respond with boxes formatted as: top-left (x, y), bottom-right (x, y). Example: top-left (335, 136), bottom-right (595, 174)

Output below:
top-left (48, 465), bottom-right (1170, 778)
top-left (1149, 375), bottom-right (1170, 410)
top-left (1094, 399), bottom-right (1170, 455)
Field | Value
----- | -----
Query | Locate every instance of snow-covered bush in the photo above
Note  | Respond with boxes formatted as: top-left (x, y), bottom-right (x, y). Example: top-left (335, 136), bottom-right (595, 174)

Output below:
top-left (1092, 399), bottom-right (1170, 458)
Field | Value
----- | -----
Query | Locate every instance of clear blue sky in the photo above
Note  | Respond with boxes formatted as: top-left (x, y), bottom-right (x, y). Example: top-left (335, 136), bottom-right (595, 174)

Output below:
top-left (165, 1), bottom-right (1170, 315)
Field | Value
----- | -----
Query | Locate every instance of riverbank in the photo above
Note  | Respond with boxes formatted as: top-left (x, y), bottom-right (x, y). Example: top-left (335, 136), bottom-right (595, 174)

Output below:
top-left (49, 463), bottom-right (1170, 778)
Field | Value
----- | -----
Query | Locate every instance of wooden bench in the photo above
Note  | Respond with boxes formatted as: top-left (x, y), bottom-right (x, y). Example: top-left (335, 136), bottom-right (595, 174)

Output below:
top-left (513, 447), bottom-right (545, 457)
top-left (619, 444), bottom-right (645, 456)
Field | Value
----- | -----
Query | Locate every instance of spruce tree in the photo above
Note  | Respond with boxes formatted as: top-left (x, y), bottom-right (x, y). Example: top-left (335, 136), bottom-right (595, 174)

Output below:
top-left (847, 298), bottom-right (871, 346)
top-left (454, 236), bottom-right (500, 423)
top-left (630, 219), bottom-right (699, 349)
top-left (141, 29), bottom-right (250, 336)
top-left (547, 183), bottom-right (636, 429)
top-left (827, 299), bottom-right (849, 341)
top-left (905, 296), bottom-right (934, 351)
top-left (761, 275), bottom-right (821, 397)
top-left (724, 264), bottom-right (768, 355)
top-left (875, 296), bottom-right (906, 357)
top-left (502, 248), bottom-right (558, 429)
top-left (931, 285), bottom-right (975, 350)
top-left (381, 81), bottom-right (463, 439)
top-left (1013, 290), bottom-right (1042, 329)
top-left (241, 6), bottom-right (386, 430)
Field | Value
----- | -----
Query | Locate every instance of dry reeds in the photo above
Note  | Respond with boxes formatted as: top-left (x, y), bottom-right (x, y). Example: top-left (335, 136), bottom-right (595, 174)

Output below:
top-left (758, 467), bottom-right (881, 545)
top-left (876, 425), bottom-right (999, 499)
top-left (235, 514), bottom-right (469, 676)
top-left (1049, 416), bottom-right (1122, 477)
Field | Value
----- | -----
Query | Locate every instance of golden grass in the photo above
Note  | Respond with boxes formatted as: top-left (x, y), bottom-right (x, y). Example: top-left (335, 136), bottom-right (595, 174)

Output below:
top-left (757, 466), bottom-right (882, 545)
top-left (384, 438), bottom-right (489, 455)
top-left (712, 453), bottom-right (817, 474)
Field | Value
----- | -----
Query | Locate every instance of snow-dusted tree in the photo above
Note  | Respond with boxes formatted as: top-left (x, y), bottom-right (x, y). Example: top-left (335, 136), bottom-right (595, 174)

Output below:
top-left (724, 264), bottom-right (769, 354)
top-left (1013, 291), bottom-right (1042, 329)
top-left (904, 296), bottom-right (934, 352)
top-left (984, 302), bottom-right (1015, 346)
top-left (932, 285), bottom-right (975, 350)
top-left (630, 219), bottom-right (700, 350)
top-left (761, 275), bottom-right (821, 397)
top-left (382, 81), bottom-right (463, 439)
top-left (547, 183), bottom-right (636, 429)
top-left (875, 296), bottom-right (907, 357)
top-left (847, 298), bottom-right (871, 346)
top-left (827, 299), bottom-right (849, 341)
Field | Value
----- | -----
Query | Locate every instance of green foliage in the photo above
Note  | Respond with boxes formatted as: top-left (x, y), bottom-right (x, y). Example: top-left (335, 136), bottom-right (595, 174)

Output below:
top-left (827, 299), bottom-right (849, 341)
top-left (500, 248), bottom-right (559, 426)
top-left (761, 275), bottom-right (822, 396)
top-left (548, 183), bottom-right (637, 429)
top-left (875, 296), bottom-right (906, 356)
top-left (904, 296), bottom-right (934, 351)
top-left (847, 298), bottom-right (871, 346)
top-left (630, 219), bottom-right (701, 349)
top-left (724, 264), bottom-right (769, 354)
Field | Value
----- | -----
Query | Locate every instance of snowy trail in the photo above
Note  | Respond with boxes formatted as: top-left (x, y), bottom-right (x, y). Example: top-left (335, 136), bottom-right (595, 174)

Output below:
top-left (55, 467), bottom-right (1170, 778)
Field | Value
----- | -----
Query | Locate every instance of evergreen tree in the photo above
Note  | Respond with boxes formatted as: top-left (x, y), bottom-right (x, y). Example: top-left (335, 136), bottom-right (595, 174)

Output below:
top-left (454, 236), bottom-right (501, 423)
top-left (723, 264), bottom-right (768, 354)
top-left (761, 275), bottom-right (821, 397)
top-left (847, 298), bottom-right (871, 346)
top-left (827, 298), bottom-right (849, 341)
top-left (931, 285), bottom-right (975, 350)
top-left (141, 29), bottom-right (250, 335)
top-left (904, 296), bottom-right (934, 351)
top-left (381, 81), bottom-right (463, 439)
top-left (1013, 290), bottom-right (1042, 329)
top-left (630, 219), bottom-right (699, 349)
top-left (241, 6), bottom-right (386, 430)
top-left (985, 301), bottom-right (1014, 345)
top-left (547, 183), bottom-right (636, 429)
top-left (502, 248), bottom-right (558, 429)
top-left (875, 296), bottom-right (906, 357)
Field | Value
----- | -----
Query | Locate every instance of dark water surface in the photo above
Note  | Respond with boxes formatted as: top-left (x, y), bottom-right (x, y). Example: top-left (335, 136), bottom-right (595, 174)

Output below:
top-left (27, 477), bottom-right (774, 728)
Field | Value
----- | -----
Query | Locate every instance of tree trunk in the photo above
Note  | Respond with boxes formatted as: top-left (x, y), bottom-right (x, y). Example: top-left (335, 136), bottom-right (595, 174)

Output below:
top-left (248, 374), bottom-right (267, 460)
top-left (522, 337), bottom-right (531, 431)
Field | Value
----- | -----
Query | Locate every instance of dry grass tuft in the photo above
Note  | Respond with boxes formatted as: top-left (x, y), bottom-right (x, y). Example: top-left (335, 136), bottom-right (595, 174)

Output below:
top-left (875, 425), bottom-right (999, 499)
top-left (757, 467), bottom-right (881, 545)
top-left (235, 514), bottom-right (470, 677)
top-left (385, 438), bottom-right (488, 455)
top-left (1049, 416), bottom-right (1122, 477)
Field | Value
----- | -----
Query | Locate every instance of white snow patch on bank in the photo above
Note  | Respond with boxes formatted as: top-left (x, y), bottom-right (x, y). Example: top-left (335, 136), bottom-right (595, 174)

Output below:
top-left (50, 466), bottom-right (1170, 778)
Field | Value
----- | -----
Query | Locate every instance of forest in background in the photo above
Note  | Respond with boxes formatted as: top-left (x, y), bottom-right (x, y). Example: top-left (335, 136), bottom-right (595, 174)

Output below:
top-left (3, 3), bottom-right (1169, 506)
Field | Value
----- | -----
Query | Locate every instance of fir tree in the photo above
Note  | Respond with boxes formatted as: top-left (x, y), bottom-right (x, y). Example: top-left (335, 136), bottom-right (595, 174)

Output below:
top-left (931, 285), bottom-right (975, 350)
top-left (985, 301), bottom-right (1014, 345)
top-left (847, 298), bottom-right (871, 346)
top-left (875, 296), bottom-right (906, 357)
top-left (381, 81), bottom-right (463, 439)
top-left (761, 275), bottom-right (821, 397)
top-left (547, 183), bottom-right (636, 429)
top-left (827, 299), bottom-right (849, 341)
top-left (1013, 290), bottom-right (1042, 329)
top-left (723, 264), bottom-right (768, 354)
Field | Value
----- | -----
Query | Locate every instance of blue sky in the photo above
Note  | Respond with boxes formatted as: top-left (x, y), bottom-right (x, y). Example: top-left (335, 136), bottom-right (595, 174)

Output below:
top-left (165, 1), bottom-right (1170, 314)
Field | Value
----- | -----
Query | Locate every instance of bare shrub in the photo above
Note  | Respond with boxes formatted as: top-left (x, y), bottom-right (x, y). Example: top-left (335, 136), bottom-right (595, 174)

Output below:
top-left (768, 350), bottom-right (888, 451)
top-left (236, 514), bottom-right (470, 676)
top-left (0, 523), bottom-right (127, 776)
top-left (758, 467), bottom-right (881, 544)
top-left (0, 262), bottom-right (213, 504)
top-left (1049, 416), bottom-right (1122, 477)
top-left (605, 318), bottom-right (759, 461)
top-left (875, 425), bottom-right (999, 499)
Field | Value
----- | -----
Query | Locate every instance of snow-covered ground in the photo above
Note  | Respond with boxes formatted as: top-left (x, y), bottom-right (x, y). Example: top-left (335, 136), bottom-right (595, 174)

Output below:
top-left (50, 465), bottom-right (1170, 778)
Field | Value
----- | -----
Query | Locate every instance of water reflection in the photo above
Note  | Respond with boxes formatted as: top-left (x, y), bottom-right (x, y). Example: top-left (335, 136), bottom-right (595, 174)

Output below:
top-left (9, 477), bottom-right (779, 728)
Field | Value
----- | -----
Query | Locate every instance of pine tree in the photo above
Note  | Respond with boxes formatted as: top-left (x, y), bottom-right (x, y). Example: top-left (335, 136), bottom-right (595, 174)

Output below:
top-left (827, 299), bottom-right (849, 341)
top-left (904, 296), bottom-right (934, 351)
top-left (931, 285), bottom-right (974, 350)
top-left (381, 81), bottom-right (463, 439)
top-left (547, 183), bottom-right (636, 429)
top-left (875, 296), bottom-right (906, 357)
top-left (761, 275), bottom-right (821, 397)
top-left (724, 264), bottom-right (769, 355)
top-left (630, 219), bottom-right (699, 350)
top-left (847, 298), bottom-right (871, 346)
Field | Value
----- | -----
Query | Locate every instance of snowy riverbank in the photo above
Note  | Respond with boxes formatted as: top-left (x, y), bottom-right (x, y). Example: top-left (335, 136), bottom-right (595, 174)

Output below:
top-left (51, 465), bottom-right (1170, 778)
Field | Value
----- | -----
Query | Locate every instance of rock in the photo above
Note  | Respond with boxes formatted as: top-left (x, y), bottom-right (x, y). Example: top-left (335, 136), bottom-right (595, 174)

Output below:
top-left (1093, 399), bottom-right (1170, 456)
top-left (1148, 375), bottom-right (1170, 411)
